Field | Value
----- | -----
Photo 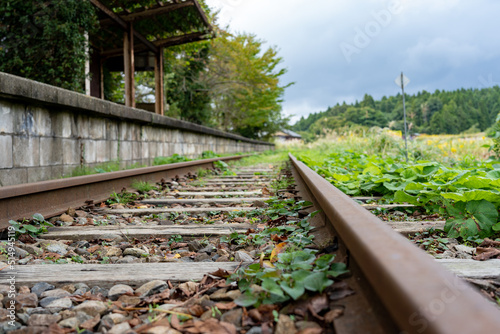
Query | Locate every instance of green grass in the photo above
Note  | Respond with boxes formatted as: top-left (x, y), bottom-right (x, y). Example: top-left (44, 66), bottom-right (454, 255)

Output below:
top-left (131, 180), bottom-right (158, 193)
top-left (231, 150), bottom-right (290, 167)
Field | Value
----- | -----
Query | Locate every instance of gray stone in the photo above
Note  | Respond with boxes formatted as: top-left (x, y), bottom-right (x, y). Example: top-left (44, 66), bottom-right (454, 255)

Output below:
top-left (40, 288), bottom-right (70, 299)
top-left (18, 244), bottom-right (43, 256)
top-left (58, 316), bottom-right (80, 329)
top-left (44, 297), bottom-right (73, 311)
top-left (135, 280), bottom-right (168, 297)
top-left (105, 247), bottom-right (122, 257)
top-left (13, 246), bottom-right (29, 259)
top-left (108, 284), bottom-right (134, 301)
top-left (15, 293), bottom-right (38, 309)
top-left (246, 327), bottom-right (263, 334)
top-left (73, 300), bottom-right (108, 317)
top-left (43, 242), bottom-right (68, 256)
top-left (16, 312), bottom-right (30, 325)
top-left (13, 136), bottom-right (40, 167)
top-left (74, 240), bottom-right (90, 248)
top-left (25, 307), bottom-right (51, 316)
top-left (74, 283), bottom-right (90, 292)
top-left (40, 297), bottom-right (61, 308)
top-left (102, 313), bottom-right (127, 325)
top-left (117, 256), bottom-right (138, 264)
top-left (40, 137), bottom-right (63, 166)
top-left (28, 313), bottom-right (62, 326)
top-left (0, 135), bottom-right (13, 169)
top-left (0, 320), bottom-right (21, 332)
top-left (122, 247), bottom-right (148, 257)
top-left (195, 253), bottom-right (211, 261)
top-left (275, 315), bottom-right (297, 334)
top-left (188, 240), bottom-right (203, 252)
top-left (90, 286), bottom-right (108, 298)
top-left (199, 245), bottom-right (216, 254)
top-left (17, 257), bottom-right (32, 265)
top-left (234, 251), bottom-right (253, 262)
top-left (108, 322), bottom-right (131, 334)
top-left (75, 248), bottom-right (91, 256)
top-left (220, 308), bottom-right (243, 328)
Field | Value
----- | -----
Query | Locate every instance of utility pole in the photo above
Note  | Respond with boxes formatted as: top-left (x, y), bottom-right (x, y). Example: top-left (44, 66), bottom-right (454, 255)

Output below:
top-left (395, 72), bottom-right (410, 162)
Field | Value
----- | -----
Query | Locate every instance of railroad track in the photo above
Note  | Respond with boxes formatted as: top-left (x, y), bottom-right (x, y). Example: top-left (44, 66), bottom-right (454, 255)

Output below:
top-left (1, 154), bottom-right (500, 333)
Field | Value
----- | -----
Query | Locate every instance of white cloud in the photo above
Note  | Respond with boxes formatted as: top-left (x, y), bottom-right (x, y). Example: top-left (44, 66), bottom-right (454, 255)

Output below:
top-left (205, 0), bottom-right (500, 124)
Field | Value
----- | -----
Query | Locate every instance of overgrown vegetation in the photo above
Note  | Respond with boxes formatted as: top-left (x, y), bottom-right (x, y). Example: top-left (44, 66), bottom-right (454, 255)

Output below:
top-left (297, 149), bottom-right (500, 240)
top-left (0, 0), bottom-right (98, 91)
top-left (222, 166), bottom-right (348, 307)
top-left (153, 154), bottom-right (192, 165)
top-left (9, 214), bottom-right (53, 239)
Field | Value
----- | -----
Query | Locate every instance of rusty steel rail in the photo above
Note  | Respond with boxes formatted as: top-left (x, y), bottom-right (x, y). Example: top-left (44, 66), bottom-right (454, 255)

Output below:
top-left (289, 153), bottom-right (500, 334)
top-left (0, 155), bottom-right (247, 229)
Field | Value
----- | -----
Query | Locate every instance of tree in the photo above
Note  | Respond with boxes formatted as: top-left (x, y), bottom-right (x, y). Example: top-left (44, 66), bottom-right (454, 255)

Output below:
top-left (0, 0), bottom-right (98, 91)
top-left (164, 46), bottom-right (212, 125)
top-left (201, 28), bottom-right (292, 139)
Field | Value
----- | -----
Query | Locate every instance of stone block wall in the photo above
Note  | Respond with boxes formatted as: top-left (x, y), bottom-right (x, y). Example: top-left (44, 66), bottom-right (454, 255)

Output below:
top-left (0, 73), bottom-right (273, 186)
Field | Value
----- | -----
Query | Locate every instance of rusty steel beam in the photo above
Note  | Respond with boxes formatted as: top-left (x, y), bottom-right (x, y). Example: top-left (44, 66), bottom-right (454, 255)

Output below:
top-left (289, 154), bottom-right (500, 334)
top-left (90, 0), bottom-right (159, 54)
top-left (0, 156), bottom-right (247, 229)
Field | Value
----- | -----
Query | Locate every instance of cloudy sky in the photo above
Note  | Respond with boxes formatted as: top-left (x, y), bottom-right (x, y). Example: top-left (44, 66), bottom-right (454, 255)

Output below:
top-left (205, 0), bottom-right (500, 123)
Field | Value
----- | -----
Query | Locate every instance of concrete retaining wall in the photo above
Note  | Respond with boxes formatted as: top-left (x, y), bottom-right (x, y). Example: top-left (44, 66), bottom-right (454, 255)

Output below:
top-left (0, 72), bottom-right (273, 186)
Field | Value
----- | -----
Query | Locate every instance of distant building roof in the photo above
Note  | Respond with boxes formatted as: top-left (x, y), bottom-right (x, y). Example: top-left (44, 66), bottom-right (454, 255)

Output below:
top-left (280, 129), bottom-right (302, 138)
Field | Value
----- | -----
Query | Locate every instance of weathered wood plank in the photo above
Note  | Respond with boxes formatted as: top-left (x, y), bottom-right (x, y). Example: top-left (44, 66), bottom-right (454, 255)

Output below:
top-left (166, 191), bottom-right (263, 197)
top-left (437, 259), bottom-right (500, 279)
top-left (351, 196), bottom-right (383, 201)
top-left (4, 262), bottom-right (244, 288)
top-left (43, 224), bottom-right (251, 240)
top-left (105, 207), bottom-right (255, 215)
top-left (220, 175), bottom-right (275, 178)
top-left (388, 221), bottom-right (446, 235)
top-left (142, 197), bottom-right (268, 205)
top-left (207, 175), bottom-right (270, 182)
top-left (363, 204), bottom-right (416, 209)
top-left (173, 187), bottom-right (259, 192)
top-left (200, 180), bottom-right (270, 184)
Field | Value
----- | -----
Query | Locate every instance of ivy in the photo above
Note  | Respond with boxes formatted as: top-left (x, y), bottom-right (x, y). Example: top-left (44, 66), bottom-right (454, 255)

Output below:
top-left (0, 0), bottom-right (98, 91)
top-left (9, 213), bottom-right (54, 239)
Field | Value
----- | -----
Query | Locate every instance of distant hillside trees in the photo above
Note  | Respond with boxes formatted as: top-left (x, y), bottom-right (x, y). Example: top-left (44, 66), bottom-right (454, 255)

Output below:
top-left (293, 87), bottom-right (500, 140)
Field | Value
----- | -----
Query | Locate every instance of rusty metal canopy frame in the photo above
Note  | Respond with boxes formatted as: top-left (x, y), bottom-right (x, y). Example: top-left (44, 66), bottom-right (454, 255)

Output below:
top-left (90, 0), bottom-right (212, 59)
top-left (88, 0), bottom-right (213, 114)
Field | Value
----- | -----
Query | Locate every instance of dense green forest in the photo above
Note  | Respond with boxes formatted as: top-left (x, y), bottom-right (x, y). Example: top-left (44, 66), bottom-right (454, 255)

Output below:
top-left (293, 87), bottom-right (500, 142)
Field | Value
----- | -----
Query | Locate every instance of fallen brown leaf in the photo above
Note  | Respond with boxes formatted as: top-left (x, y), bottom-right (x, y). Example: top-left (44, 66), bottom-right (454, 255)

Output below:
top-left (270, 242), bottom-right (288, 262)
top-left (479, 238), bottom-right (500, 248)
top-left (80, 314), bottom-right (100, 329)
top-left (214, 302), bottom-right (237, 310)
top-left (188, 304), bottom-right (206, 317)
top-left (324, 307), bottom-right (344, 323)
top-left (327, 281), bottom-right (355, 301)
top-left (44, 323), bottom-right (73, 334)
top-left (209, 268), bottom-right (232, 278)
top-left (301, 328), bottom-right (325, 334)
top-left (473, 247), bottom-right (500, 261)
top-left (192, 318), bottom-right (236, 334)
top-left (18, 233), bottom-right (37, 244)
top-left (308, 294), bottom-right (329, 315)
